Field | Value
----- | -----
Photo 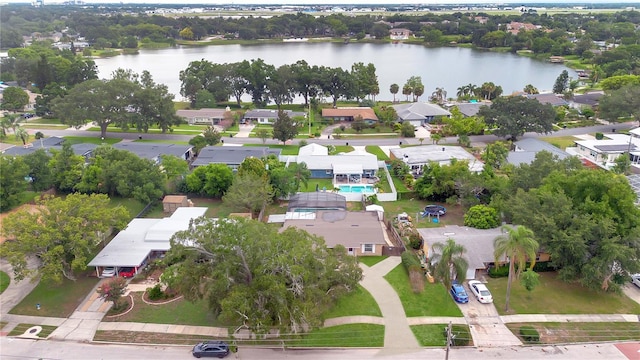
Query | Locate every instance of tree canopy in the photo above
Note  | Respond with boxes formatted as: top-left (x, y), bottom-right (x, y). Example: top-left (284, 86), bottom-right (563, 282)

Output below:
top-left (478, 96), bottom-right (556, 140)
top-left (0, 193), bottom-right (129, 284)
top-left (164, 217), bottom-right (362, 334)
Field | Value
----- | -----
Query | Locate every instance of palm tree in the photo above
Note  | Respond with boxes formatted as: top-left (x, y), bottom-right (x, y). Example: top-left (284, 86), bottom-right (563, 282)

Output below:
top-left (523, 84), bottom-right (539, 94)
top-left (291, 162), bottom-right (311, 191)
top-left (493, 225), bottom-right (539, 312)
top-left (402, 84), bottom-right (412, 101)
top-left (431, 238), bottom-right (469, 289)
top-left (430, 87), bottom-right (447, 104)
top-left (15, 126), bottom-right (29, 145)
top-left (390, 83), bottom-right (399, 103)
top-left (456, 86), bottom-right (466, 99)
top-left (413, 84), bottom-right (424, 102)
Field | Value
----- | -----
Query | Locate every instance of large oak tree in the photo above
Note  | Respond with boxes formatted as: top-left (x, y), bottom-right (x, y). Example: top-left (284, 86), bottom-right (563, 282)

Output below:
top-left (478, 96), bottom-right (556, 140)
top-left (164, 217), bottom-right (362, 334)
top-left (0, 193), bottom-right (129, 283)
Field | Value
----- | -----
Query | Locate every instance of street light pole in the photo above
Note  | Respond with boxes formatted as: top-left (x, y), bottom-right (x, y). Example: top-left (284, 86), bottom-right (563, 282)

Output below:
top-left (308, 101), bottom-right (311, 136)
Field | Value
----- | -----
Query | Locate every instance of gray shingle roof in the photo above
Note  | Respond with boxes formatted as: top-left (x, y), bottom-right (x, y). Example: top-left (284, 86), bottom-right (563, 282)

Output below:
top-left (113, 142), bottom-right (193, 160)
top-left (391, 102), bottom-right (451, 121)
top-left (192, 146), bottom-right (281, 167)
top-left (508, 138), bottom-right (570, 165)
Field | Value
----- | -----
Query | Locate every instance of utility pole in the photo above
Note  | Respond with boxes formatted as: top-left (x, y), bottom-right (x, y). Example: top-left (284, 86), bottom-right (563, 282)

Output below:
top-left (445, 321), bottom-right (452, 360)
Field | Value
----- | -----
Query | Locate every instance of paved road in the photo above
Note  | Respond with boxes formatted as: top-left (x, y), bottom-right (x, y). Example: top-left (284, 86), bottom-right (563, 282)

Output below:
top-left (1, 337), bottom-right (637, 360)
top-left (32, 122), bottom-right (638, 147)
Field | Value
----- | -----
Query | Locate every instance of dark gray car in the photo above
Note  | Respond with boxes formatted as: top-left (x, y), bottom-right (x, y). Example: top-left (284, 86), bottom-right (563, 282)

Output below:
top-left (192, 341), bottom-right (229, 358)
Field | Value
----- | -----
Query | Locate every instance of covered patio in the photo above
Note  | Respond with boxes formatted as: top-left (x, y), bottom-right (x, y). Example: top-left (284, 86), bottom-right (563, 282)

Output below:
top-left (333, 163), bottom-right (364, 184)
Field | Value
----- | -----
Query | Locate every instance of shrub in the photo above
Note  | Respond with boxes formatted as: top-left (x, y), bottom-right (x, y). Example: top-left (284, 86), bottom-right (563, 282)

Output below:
top-left (489, 262), bottom-right (554, 278)
top-left (147, 284), bottom-right (165, 300)
top-left (298, 139), bottom-right (308, 147)
top-left (488, 265), bottom-right (509, 278)
top-left (339, 125), bottom-right (346, 132)
top-left (408, 232), bottom-right (423, 250)
top-left (464, 205), bottom-right (500, 229)
top-left (595, 132), bottom-right (604, 140)
top-left (519, 326), bottom-right (540, 343)
top-left (401, 251), bottom-right (421, 270)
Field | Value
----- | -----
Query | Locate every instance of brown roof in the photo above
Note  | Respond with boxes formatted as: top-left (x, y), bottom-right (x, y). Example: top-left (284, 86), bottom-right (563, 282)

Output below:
top-left (163, 195), bottom-right (187, 204)
top-left (282, 211), bottom-right (386, 248)
top-left (321, 107), bottom-right (378, 121)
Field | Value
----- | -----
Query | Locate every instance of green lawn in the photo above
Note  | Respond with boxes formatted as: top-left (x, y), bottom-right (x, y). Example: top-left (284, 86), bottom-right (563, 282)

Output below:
top-left (391, 176), bottom-right (410, 192)
top-left (23, 118), bottom-right (63, 124)
top-left (103, 293), bottom-right (228, 326)
top-left (323, 285), bottom-right (382, 318)
top-left (376, 171), bottom-right (393, 193)
top-left (9, 275), bottom-right (99, 317)
top-left (62, 136), bottom-right (121, 145)
top-left (411, 324), bottom-right (472, 346)
top-left (381, 199), bottom-right (465, 228)
top-left (88, 127), bottom-right (207, 135)
top-left (538, 136), bottom-right (579, 150)
top-left (287, 324), bottom-right (384, 347)
top-left (108, 197), bottom-right (148, 219)
top-left (134, 139), bottom-right (190, 145)
top-left (0, 271), bottom-right (10, 295)
top-left (365, 146), bottom-right (390, 161)
top-left (8, 324), bottom-right (58, 338)
top-left (329, 145), bottom-right (354, 154)
top-left (334, 126), bottom-right (396, 135)
top-left (305, 179), bottom-right (335, 192)
top-left (506, 322), bottom-right (640, 344)
top-left (487, 272), bottom-right (640, 315)
top-left (384, 264), bottom-right (462, 317)
top-left (358, 256), bottom-right (388, 267)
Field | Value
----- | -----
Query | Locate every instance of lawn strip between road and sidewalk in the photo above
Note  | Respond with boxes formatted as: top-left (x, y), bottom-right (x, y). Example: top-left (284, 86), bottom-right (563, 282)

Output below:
top-left (487, 272), bottom-right (640, 315)
top-left (505, 322), bottom-right (640, 344)
top-left (95, 324), bottom-right (385, 347)
top-left (7, 324), bottom-right (58, 338)
top-left (410, 324), bottom-right (472, 347)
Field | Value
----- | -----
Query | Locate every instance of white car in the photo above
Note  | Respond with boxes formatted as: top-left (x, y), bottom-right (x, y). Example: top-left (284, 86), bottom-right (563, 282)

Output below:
top-left (632, 274), bottom-right (640, 288)
top-left (101, 267), bottom-right (116, 277)
top-left (468, 280), bottom-right (493, 303)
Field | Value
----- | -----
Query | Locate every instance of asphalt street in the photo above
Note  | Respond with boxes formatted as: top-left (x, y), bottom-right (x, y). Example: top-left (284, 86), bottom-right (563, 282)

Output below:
top-left (41, 122), bottom-right (637, 147)
top-left (2, 337), bottom-right (637, 360)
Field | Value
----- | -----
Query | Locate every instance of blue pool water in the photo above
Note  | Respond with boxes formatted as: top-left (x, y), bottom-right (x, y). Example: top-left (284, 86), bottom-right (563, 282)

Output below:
top-left (338, 185), bottom-right (376, 194)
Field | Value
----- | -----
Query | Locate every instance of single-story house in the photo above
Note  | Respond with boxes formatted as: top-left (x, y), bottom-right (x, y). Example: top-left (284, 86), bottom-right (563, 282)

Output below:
top-left (389, 145), bottom-right (484, 174)
top-left (282, 211), bottom-right (389, 256)
top-left (243, 109), bottom-right (306, 125)
top-left (391, 102), bottom-right (451, 128)
top-left (419, 225), bottom-right (506, 279)
top-left (176, 108), bottom-right (227, 125)
top-left (526, 93), bottom-right (568, 107)
top-left (321, 107), bottom-right (378, 123)
top-left (452, 102), bottom-right (484, 117)
top-left (88, 207), bottom-right (208, 277)
top-left (568, 92), bottom-right (604, 111)
top-left (113, 142), bottom-right (194, 163)
top-left (1, 136), bottom-right (96, 158)
top-left (192, 146), bottom-right (282, 170)
top-left (566, 132), bottom-right (640, 171)
top-left (507, 138), bottom-right (571, 166)
top-left (287, 144), bottom-right (379, 182)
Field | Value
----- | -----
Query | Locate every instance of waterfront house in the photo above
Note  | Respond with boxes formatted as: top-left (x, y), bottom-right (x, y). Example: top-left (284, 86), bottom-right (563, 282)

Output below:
top-left (176, 108), bottom-right (228, 125)
top-left (526, 93), bottom-right (568, 107)
top-left (391, 102), bottom-right (451, 128)
top-left (243, 109), bottom-right (306, 125)
top-left (389, 28), bottom-right (412, 40)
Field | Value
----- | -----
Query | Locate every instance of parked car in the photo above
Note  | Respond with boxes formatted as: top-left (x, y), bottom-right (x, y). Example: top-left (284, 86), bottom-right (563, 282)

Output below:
top-left (449, 282), bottom-right (469, 303)
top-left (192, 341), bottom-right (230, 358)
top-left (632, 274), bottom-right (640, 288)
top-left (119, 267), bottom-right (136, 278)
top-left (101, 267), bottom-right (116, 277)
top-left (468, 280), bottom-right (493, 303)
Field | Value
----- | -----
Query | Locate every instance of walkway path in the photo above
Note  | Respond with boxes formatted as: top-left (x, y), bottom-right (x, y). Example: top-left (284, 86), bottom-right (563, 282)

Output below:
top-left (235, 124), bottom-right (255, 138)
top-left (358, 257), bottom-right (421, 352)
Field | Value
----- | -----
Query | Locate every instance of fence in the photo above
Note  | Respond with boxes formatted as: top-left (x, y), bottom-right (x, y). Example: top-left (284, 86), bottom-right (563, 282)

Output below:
top-left (384, 219), bottom-right (406, 254)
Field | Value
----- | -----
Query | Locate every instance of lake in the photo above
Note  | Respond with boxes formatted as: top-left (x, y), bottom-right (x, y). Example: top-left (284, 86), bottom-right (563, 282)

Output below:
top-left (93, 42), bottom-right (577, 103)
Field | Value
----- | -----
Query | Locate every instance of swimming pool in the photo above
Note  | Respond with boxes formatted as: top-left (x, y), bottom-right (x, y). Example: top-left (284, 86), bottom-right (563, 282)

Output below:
top-left (338, 184), bottom-right (376, 194)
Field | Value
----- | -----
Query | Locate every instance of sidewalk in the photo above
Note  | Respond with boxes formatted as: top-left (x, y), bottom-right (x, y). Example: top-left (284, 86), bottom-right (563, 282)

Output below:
top-left (359, 257), bottom-right (421, 352)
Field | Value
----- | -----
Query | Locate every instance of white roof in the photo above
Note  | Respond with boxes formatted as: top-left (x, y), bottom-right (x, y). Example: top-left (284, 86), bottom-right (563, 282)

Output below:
top-left (333, 163), bottom-right (364, 174)
top-left (390, 145), bottom-right (484, 172)
top-left (88, 207), bottom-right (208, 267)
top-left (298, 143), bottom-right (328, 156)
top-left (630, 127), bottom-right (640, 137)
top-left (295, 153), bottom-right (378, 171)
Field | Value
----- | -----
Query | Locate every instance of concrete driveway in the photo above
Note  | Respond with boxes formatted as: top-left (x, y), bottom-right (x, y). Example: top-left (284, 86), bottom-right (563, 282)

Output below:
top-left (0, 258), bottom-right (40, 315)
top-left (455, 282), bottom-right (522, 347)
top-left (622, 283), bottom-right (640, 305)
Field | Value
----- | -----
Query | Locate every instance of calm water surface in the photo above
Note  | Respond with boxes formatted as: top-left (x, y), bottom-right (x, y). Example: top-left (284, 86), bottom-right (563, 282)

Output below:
top-left (94, 42), bottom-right (576, 102)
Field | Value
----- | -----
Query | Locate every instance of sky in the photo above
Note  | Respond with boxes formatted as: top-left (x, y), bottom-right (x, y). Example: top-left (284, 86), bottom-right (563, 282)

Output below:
top-left (3, 0), bottom-right (639, 4)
